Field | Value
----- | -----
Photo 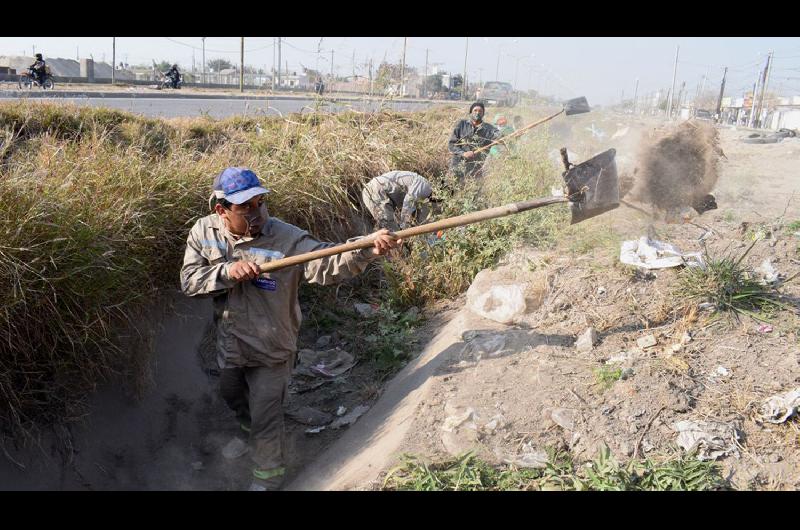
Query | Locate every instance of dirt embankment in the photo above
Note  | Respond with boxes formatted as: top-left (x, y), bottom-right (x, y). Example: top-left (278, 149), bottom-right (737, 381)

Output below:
top-left (288, 118), bottom-right (800, 491)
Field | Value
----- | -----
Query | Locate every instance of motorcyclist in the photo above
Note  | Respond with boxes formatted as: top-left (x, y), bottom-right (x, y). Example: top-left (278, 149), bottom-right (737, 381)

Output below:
top-left (29, 53), bottom-right (46, 84)
top-left (164, 64), bottom-right (181, 88)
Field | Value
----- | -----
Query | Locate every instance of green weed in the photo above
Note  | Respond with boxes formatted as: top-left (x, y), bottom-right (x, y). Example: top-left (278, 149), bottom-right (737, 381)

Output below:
top-left (382, 447), bottom-right (729, 491)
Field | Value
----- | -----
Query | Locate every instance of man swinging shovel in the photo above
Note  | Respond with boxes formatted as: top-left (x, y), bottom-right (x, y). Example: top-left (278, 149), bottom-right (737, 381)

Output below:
top-left (472, 96), bottom-right (593, 158)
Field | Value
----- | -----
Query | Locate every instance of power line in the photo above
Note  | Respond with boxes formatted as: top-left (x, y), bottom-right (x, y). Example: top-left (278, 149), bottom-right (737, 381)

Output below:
top-left (164, 37), bottom-right (273, 54)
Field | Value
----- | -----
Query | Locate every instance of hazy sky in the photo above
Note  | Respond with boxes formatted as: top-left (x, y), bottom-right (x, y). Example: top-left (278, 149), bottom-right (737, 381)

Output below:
top-left (2, 37), bottom-right (799, 104)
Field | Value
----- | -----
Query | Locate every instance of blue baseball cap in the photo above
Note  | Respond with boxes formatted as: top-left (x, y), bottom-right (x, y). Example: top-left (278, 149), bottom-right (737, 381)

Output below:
top-left (212, 167), bottom-right (270, 205)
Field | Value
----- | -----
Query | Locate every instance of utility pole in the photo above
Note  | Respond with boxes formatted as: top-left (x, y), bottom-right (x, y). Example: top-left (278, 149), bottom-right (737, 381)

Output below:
top-left (667, 45), bottom-right (679, 120)
top-left (202, 37), bottom-right (206, 85)
top-left (700, 65), bottom-right (710, 100)
top-left (277, 37), bottom-right (282, 89)
top-left (462, 37), bottom-right (468, 100)
top-left (399, 37), bottom-right (407, 97)
top-left (423, 48), bottom-right (429, 98)
top-left (715, 67), bottom-right (728, 122)
top-left (111, 37), bottom-right (116, 85)
top-left (748, 60), bottom-right (763, 128)
top-left (352, 49), bottom-right (356, 79)
top-left (240, 37), bottom-right (244, 93)
top-left (369, 58), bottom-right (374, 97)
top-left (677, 81), bottom-right (686, 114)
top-left (632, 78), bottom-right (639, 114)
top-left (756, 51), bottom-right (774, 129)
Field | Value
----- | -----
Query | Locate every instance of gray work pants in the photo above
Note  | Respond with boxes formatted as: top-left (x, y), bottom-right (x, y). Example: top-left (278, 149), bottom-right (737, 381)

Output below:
top-left (219, 359), bottom-right (292, 476)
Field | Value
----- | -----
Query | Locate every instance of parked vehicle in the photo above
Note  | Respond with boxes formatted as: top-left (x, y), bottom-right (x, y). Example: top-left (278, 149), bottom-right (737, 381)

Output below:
top-left (18, 68), bottom-right (54, 90)
top-left (479, 81), bottom-right (518, 107)
top-left (695, 109), bottom-right (713, 120)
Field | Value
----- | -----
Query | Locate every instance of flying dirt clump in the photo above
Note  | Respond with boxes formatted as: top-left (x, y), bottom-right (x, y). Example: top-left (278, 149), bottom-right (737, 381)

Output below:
top-left (628, 121), bottom-right (723, 212)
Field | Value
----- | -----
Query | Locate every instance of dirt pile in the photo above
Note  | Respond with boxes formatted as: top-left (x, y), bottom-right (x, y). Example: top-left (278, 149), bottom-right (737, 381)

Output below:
top-left (629, 120), bottom-right (722, 212)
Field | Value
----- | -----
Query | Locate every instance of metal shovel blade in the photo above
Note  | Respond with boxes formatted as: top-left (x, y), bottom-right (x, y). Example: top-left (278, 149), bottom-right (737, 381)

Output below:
top-left (564, 148), bottom-right (619, 224)
top-left (564, 96), bottom-right (591, 116)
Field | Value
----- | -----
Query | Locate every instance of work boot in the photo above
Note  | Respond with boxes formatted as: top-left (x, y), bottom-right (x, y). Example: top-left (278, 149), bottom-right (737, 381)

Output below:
top-left (248, 467), bottom-right (285, 491)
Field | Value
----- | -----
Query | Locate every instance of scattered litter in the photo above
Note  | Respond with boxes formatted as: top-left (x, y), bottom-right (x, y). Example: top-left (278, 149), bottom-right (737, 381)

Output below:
top-left (354, 302), bottom-right (379, 318)
top-left (698, 302), bottom-right (716, 312)
top-left (222, 437), bottom-right (250, 460)
top-left (335, 405), bottom-right (347, 417)
top-left (551, 408), bottom-right (577, 431)
top-left (620, 237), bottom-right (704, 270)
top-left (636, 334), bottom-right (658, 349)
top-left (441, 406), bottom-right (476, 433)
top-left (502, 442), bottom-right (549, 469)
top-left (755, 259), bottom-right (779, 285)
top-left (305, 426), bottom-right (326, 435)
top-left (315, 335), bottom-right (332, 349)
top-left (330, 404), bottom-right (370, 429)
top-left (286, 406), bottom-right (333, 426)
top-left (597, 286), bottom-right (606, 295)
top-left (575, 327), bottom-right (599, 352)
top-left (191, 461), bottom-right (204, 471)
top-left (293, 348), bottom-right (356, 379)
top-left (673, 420), bottom-right (741, 461)
top-left (757, 324), bottom-right (773, 334)
top-left (461, 333), bottom-right (509, 359)
top-left (757, 387), bottom-right (800, 424)
top-left (708, 365), bottom-right (731, 383)
top-left (680, 332), bottom-right (693, 344)
top-left (605, 351), bottom-right (632, 365)
top-left (482, 414), bottom-right (505, 434)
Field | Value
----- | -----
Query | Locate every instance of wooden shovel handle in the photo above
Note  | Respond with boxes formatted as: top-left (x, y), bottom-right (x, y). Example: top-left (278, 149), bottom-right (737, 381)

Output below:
top-left (471, 109), bottom-right (565, 155)
top-left (258, 195), bottom-right (568, 273)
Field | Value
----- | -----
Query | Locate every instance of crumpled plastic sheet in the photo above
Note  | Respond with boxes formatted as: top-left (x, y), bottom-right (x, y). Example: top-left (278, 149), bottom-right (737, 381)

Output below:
top-left (620, 237), bottom-right (705, 270)
top-left (673, 420), bottom-right (742, 461)
top-left (758, 387), bottom-right (800, 424)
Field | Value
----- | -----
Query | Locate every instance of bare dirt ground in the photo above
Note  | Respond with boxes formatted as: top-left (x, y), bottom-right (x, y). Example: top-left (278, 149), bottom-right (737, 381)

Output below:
top-left (368, 122), bottom-right (800, 490)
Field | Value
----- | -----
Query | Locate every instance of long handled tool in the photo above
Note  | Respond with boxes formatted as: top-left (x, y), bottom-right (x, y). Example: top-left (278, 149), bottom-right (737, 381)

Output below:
top-left (258, 147), bottom-right (619, 274)
top-left (471, 96), bottom-right (592, 156)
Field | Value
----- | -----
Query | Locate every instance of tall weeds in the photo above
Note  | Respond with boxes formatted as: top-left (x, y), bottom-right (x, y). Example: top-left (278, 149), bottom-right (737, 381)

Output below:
top-left (0, 101), bottom-right (460, 439)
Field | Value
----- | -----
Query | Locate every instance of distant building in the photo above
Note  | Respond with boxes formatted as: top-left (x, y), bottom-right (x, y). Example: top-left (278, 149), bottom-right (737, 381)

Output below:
top-left (0, 55), bottom-right (135, 80)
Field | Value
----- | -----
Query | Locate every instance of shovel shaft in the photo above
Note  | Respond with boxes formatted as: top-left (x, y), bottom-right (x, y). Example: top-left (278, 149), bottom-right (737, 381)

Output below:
top-left (471, 109), bottom-right (565, 155)
top-left (258, 195), bottom-right (568, 273)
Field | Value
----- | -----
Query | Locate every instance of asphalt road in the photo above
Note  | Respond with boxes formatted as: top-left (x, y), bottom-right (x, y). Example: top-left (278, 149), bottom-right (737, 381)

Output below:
top-left (0, 95), bottom-right (439, 118)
